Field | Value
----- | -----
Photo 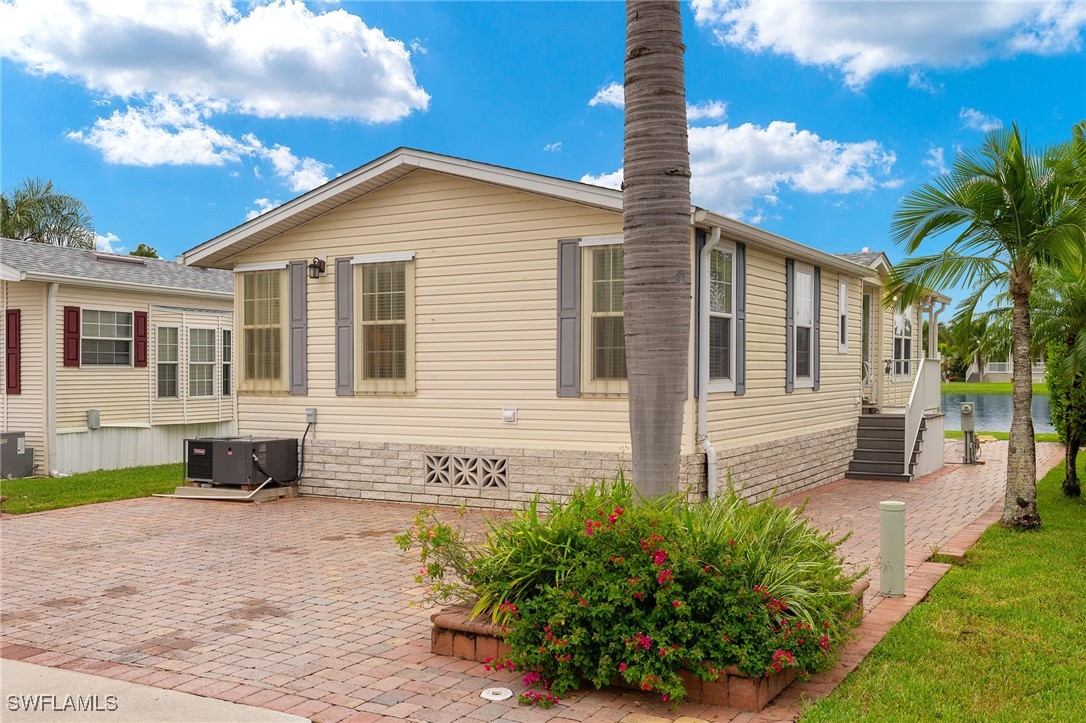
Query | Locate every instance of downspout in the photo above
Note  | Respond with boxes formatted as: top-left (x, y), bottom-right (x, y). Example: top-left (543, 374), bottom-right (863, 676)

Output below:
top-left (929, 299), bottom-right (947, 359)
top-left (697, 226), bottom-right (721, 499)
top-left (45, 282), bottom-right (58, 474)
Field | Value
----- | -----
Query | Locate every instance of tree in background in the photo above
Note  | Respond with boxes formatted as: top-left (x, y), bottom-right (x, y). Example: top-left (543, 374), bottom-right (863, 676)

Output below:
top-left (129, 243), bottom-right (160, 259)
top-left (622, 1), bottom-right (692, 497)
top-left (0, 178), bottom-right (95, 249)
top-left (888, 123), bottom-right (1086, 529)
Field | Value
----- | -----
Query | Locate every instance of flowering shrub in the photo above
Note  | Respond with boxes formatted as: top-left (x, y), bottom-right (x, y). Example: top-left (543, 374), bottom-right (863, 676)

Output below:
top-left (397, 476), bottom-right (860, 705)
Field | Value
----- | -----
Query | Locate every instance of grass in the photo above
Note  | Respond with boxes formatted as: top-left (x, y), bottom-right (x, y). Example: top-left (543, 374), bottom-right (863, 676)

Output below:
top-left (941, 381), bottom-right (1048, 395)
top-left (944, 430), bottom-right (1061, 443)
top-left (0, 463), bottom-right (184, 514)
top-left (803, 454), bottom-right (1085, 722)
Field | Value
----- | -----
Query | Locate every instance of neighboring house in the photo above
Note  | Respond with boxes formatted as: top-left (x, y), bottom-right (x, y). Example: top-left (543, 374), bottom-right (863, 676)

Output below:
top-left (181, 149), bottom-right (947, 508)
top-left (1, 238), bottom-right (235, 474)
top-left (967, 354), bottom-right (1046, 383)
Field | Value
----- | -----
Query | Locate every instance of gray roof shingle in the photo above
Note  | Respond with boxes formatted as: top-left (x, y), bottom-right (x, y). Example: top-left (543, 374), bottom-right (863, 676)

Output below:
top-left (1, 238), bottom-right (232, 295)
top-left (834, 251), bottom-right (885, 267)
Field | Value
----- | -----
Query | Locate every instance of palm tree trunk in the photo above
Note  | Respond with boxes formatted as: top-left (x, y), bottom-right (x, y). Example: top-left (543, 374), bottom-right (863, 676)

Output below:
top-left (1064, 439), bottom-right (1080, 497)
top-left (623, 0), bottom-right (691, 498)
top-left (1002, 287), bottom-right (1040, 528)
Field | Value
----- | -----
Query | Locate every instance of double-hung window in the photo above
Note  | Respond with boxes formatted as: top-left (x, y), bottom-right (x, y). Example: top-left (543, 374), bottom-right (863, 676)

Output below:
top-left (894, 305), bottom-right (914, 377)
top-left (222, 330), bottom-right (232, 396)
top-left (81, 310), bottom-right (132, 366)
top-left (356, 258), bottom-right (415, 394)
top-left (792, 264), bottom-right (815, 387)
top-left (241, 270), bottom-right (285, 389)
top-left (189, 329), bottom-right (216, 397)
top-left (156, 327), bottom-right (179, 398)
top-left (709, 246), bottom-right (735, 389)
top-left (582, 244), bottom-right (626, 393)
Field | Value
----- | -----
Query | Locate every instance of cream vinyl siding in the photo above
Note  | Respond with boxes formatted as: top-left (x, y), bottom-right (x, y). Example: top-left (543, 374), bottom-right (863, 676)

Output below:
top-left (55, 286), bottom-right (233, 430)
top-left (226, 169), bottom-right (643, 452)
top-left (706, 245), bottom-right (864, 449)
top-left (1, 280), bottom-right (48, 471)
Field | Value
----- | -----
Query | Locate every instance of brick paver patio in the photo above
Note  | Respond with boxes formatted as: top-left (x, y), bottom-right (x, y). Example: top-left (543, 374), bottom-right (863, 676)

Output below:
top-left (0, 441), bottom-right (1064, 722)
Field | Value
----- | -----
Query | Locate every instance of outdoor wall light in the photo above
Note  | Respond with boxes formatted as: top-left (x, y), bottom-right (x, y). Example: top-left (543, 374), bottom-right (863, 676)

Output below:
top-left (307, 257), bottom-right (326, 279)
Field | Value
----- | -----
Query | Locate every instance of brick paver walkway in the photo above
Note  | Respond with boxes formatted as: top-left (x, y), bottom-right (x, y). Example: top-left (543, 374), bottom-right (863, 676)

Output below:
top-left (0, 441), bottom-right (1064, 723)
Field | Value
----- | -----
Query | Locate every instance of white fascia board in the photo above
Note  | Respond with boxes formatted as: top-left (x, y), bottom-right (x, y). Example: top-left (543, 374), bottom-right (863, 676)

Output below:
top-left (20, 272), bottom-right (233, 300)
top-left (699, 211), bottom-right (871, 277)
top-left (351, 251), bottom-right (416, 265)
top-left (233, 261), bottom-right (289, 272)
top-left (0, 263), bottom-right (25, 282)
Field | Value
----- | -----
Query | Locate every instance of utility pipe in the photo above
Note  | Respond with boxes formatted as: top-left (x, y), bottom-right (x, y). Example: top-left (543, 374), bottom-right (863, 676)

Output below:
top-left (697, 226), bottom-right (722, 499)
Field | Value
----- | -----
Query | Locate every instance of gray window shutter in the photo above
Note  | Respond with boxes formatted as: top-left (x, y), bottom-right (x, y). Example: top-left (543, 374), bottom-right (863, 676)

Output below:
top-left (813, 265), bottom-right (821, 391)
top-left (556, 238), bottom-right (581, 397)
top-left (288, 260), bottom-right (307, 395)
top-left (735, 242), bottom-right (747, 396)
top-left (785, 258), bottom-right (794, 393)
top-left (335, 257), bottom-right (354, 396)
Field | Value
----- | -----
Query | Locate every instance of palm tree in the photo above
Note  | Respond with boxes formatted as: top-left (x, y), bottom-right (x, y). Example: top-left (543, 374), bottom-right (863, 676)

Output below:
top-left (622, 1), bottom-right (691, 497)
top-left (887, 124), bottom-right (1086, 529)
top-left (1, 178), bottom-right (95, 249)
top-left (1032, 260), bottom-right (1086, 496)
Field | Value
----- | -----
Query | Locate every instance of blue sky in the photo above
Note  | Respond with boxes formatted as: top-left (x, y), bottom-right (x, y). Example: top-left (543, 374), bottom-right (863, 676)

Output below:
top-left (2, 0), bottom-right (1084, 306)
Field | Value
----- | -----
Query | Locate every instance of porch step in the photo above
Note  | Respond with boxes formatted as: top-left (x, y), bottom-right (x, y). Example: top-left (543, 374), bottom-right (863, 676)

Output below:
top-left (845, 459), bottom-right (911, 476)
top-left (847, 413), bottom-right (929, 482)
top-left (843, 471), bottom-right (914, 482)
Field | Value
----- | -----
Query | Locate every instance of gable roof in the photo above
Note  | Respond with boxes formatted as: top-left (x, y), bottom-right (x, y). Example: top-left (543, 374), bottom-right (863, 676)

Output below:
top-left (1, 238), bottom-right (233, 298)
top-left (181, 147), bottom-right (870, 277)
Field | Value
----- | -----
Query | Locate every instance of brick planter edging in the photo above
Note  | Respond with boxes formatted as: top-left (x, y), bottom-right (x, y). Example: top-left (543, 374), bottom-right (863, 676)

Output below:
top-left (430, 579), bottom-right (869, 712)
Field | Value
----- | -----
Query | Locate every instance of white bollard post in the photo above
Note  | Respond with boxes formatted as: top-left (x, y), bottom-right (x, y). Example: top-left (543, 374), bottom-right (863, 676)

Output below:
top-left (879, 500), bottom-right (906, 598)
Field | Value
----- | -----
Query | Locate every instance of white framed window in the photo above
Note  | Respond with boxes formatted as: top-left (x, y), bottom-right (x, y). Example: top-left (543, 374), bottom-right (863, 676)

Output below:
top-left (240, 269), bottom-right (285, 389)
top-left (82, 310), bottom-right (132, 366)
top-left (222, 329), bottom-right (232, 396)
top-left (581, 244), bottom-right (627, 394)
top-left (156, 326), bottom-right (178, 398)
top-left (189, 328), bottom-right (216, 397)
top-left (792, 263), bottom-right (815, 388)
top-left (356, 259), bottom-right (415, 394)
top-left (838, 276), bottom-right (849, 354)
top-left (709, 245), bottom-right (736, 391)
top-left (894, 305), bottom-right (914, 378)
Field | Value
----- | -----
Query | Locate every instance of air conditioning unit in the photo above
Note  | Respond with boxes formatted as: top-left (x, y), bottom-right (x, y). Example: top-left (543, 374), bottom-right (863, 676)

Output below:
top-left (0, 432), bottom-right (34, 479)
top-left (184, 437), bottom-right (298, 486)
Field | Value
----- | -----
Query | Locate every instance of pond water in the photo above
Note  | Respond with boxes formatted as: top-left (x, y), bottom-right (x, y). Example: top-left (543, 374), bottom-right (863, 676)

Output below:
top-left (941, 392), bottom-right (1054, 434)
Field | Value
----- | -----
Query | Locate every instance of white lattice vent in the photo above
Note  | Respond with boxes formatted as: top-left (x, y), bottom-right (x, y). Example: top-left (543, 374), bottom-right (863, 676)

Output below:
top-left (425, 455), bottom-right (508, 489)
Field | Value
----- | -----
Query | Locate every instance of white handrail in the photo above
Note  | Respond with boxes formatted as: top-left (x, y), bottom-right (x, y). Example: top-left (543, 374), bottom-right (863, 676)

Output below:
top-left (902, 358), bottom-right (941, 474)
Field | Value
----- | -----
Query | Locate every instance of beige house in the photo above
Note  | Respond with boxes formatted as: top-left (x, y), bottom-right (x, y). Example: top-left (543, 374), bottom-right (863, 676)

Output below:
top-left (181, 149), bottom-right (946, 508)
top-left (1, 239), bottom-right (235, 474)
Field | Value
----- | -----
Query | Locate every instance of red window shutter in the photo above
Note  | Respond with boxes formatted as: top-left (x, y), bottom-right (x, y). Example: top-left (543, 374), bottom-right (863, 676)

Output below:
top-left (5, 309), bottom-right (21, 394)
top-left (134, 311), bottom-right (148, 368)
top-left (63, 306), bottom-right (81, 367)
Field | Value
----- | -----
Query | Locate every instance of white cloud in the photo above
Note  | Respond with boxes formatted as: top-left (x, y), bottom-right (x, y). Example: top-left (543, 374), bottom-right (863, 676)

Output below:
top-left (907, 70), bottom-right (941, 94)
top-left (691, 0), bottom-right (1086, 87)
top-left (245, 198), bottom-right (282, 221)
top-left (67, 95), bottom-right (332, 192)
top-left (923, 146), bottom-right (948, 175)
top-left (960, 107), bottom-right (1004, 132)
top-left (95, 232), bottom-right (125, 254)
top-left (410, 38), bottom-right (429, 55)
top-left (582, 121), bottom-right (896, 220)
top-left (0, 0), bottom-right (429, 122)
top-left (686, 99), bottom-right (728, 122)
top-left (588, 82), bottom-right (624, 109)
top-left (543, 142), bottom-right (562, 153)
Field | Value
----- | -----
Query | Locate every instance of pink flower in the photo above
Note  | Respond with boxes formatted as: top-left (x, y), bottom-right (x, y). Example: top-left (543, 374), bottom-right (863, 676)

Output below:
top-left (618, 662), bottom-right (627, 673)
top-left (672, 600), bottom-right (683, 608)
top-left (657, 568), bottom-right (673, 585)
top-left (652, 549), bottom-right (668, 566)
top-left (819, 635), bottom-right (831, 651)
top-left (523, 671), bottom-right (541, 686)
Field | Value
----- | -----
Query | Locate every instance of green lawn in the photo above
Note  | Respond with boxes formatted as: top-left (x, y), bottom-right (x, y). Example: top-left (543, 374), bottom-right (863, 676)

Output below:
top-left (803, 454), bottom-right (1085, 722)
top-left (941, 381), bottom-right (1048, 395)
top-left (0, 463), bottom-right (183, 514)
top-left (944, 430), bottom-right (1061, 443)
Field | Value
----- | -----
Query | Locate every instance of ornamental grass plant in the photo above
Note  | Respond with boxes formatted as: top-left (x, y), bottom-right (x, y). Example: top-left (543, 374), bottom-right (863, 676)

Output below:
top-left (396, 476), bottom-right (860, 704)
